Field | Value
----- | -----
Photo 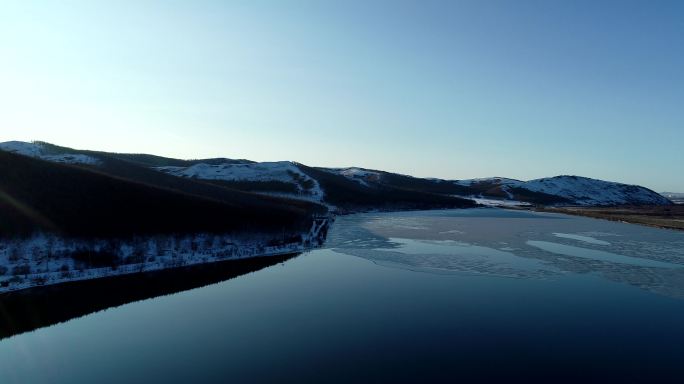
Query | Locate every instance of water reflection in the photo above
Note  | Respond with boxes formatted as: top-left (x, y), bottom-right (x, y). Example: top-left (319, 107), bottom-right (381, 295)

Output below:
top-left (0, 253), bottom-right (298, 340)
top-left (2, 210), bottom-right (684, 383)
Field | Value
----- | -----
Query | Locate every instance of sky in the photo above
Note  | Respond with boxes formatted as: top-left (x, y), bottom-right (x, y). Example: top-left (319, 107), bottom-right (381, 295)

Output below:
top-left (1, 1), bottom-right (682, 191)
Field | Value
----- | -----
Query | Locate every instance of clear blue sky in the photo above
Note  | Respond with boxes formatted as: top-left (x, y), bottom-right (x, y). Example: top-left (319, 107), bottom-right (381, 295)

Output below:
top-left (1, 1), bottom-right (682, 191)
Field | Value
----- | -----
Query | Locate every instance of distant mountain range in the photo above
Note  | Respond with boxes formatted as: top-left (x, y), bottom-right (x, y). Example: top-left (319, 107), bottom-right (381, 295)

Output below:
top-left (662, 192), bottom-right (684, 204)
top-left (0, 144), bottom-right (325, 240)
top-left (0, 141), bottom-right (673, 218)
top-left (0, 140), bottom-right (675, 294)
top-left (0, 143), bottom-right (340, 293)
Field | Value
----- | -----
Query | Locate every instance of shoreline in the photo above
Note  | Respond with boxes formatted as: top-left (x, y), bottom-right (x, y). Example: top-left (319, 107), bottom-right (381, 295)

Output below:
top-left (527, 205), bottom-right (684, 232)
top-left (0, 252), bottom-right (299, 340)
top-left (0, 216), bottom-right (331, 294)
top-left (0, 244), bottom-right (316, 295)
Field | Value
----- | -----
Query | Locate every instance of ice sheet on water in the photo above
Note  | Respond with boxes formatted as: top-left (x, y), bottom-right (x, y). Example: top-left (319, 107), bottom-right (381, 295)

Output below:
top-left (528, 240), bottom-right (680, 268)
top-left (552, 233), bottom-right (611, 246)
top-left (326, 208), bottom-right (684, 298)
top-left (333, 236), bottom-right (558, 279)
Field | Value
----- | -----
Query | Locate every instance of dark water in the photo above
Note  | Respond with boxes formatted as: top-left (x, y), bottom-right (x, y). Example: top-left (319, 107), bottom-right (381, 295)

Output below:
top-left (0, 254), bottom-right (297, 339)
top-left (1, 208), bottom-right (684, 383)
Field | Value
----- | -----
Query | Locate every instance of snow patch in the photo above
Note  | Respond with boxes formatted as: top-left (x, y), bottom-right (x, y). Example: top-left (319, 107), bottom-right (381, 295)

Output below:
top-left (521, 176), bottom-right (671, 206)
top-left (470, 198), bottom-right (532, 208)
top-left (0, 141), bottom-right (44, 157)
top-left (454, 175), bottom-right (670, 206)
top-left (0, 141), bottom-right (100, 165)
top-left (41, 154), bottom-right (101, 165)
top-left (155, 161), bottom-right (324, 200)
top-left (455, 177), bottom-right (522, 187)
top-left (326, 167), bottom-right (381, 186)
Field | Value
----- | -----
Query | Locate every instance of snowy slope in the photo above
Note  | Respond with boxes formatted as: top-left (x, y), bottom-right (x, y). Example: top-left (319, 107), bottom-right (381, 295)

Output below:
top-left (0, 141), bottom-right (99, 165)
top-left (520, 176), bottom-right (672, 206)
top-left (455, 177), bottom-right (522, 187)
top-left (1, 140), bottom-right (671, 207)
top-left (465, 175), bottom-right (673, 206)
top-left (453, 177), bottom-right (524, 200)
top-left (0, 141), bottom-right (44, 157)
top-left (453, 175), bottom-right (671, 206)
top-left (662, 192), bottom-right (684, 204)
top-left (325, 167), bottom-right (381, 186)
top-left (155, 161), bottom-right (324, 200)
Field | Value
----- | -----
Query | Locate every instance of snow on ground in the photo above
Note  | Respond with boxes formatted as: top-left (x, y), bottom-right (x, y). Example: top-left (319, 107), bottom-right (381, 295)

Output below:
top-left (521, 176), bottom-right (671, 206)
top-left (470, 197), bottom-right (532, 207)
top-left (0, 141), bottom-right (44, 157)
top-left (338, 167), bottom-right (380, 179)
top-left (662, 192), bottom-right (684, 199)
top-left (41, 154), bottom-right (101, 165)
top-left (454, 177), bottom-right (522, 187)
top-left (155, 161), bottom-right (325, 200)
top-left (454, 178), bottom-right (523, 200)
top-left (0, 217), bottom-right (331, 293)
top-left (325, 167), bottom-right (381, 186)
top-left (0, 141), bottom-right (100, 165)
top-left (662, 193), bottom-right (684, 205)
top-left (454, 175), bottom-right (670, 206)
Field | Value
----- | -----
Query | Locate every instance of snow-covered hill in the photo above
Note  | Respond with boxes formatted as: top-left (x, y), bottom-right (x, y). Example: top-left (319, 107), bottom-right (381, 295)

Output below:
top-left (455, 175), bottom-right (672, 206)
top-left (324, 167), bottom-right (381, 186)
top-left (155, 161), bottom-right (324, 201)
top-left (0, 146), bottom-right (332, 293)
top-left (519, 176), bottom-right (671, 206)
top-left (0, 140), bottom-right (672, 207)
top-left (455, 177), bottom-right (522, 187)
top-left (662, 192), bottom-right (684, 199)
top-left (0, 141), bottom-right (99, 165)
top-left (662, 192), bottom-right (684, 205)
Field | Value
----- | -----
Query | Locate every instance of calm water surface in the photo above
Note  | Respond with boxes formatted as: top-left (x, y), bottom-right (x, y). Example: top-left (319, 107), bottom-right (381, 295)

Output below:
top-left (2, 208), bottom-right (684, 383)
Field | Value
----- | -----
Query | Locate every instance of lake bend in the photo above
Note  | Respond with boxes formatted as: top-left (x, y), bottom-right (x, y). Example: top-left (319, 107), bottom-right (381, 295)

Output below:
top-left (2, 208), bottom-right (684, 383)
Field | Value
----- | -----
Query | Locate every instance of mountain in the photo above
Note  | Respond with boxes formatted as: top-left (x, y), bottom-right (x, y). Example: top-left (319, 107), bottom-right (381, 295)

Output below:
top-left (0, 141), bottom-right (672, 208)
top-left (517, 176), bottom-right (672, 206)
top-left (313, 168), bottom-right (671, 207)
top-left (0, 150), bottom-right (322, 239)
top-left (0, 144), bottom-right (344, 294)
top-left (156, 161), bottom-right (324, 200)
top-left (0, 141), bottom-right (327, 213)
top-left (455, 175), bottom-right (672, 206)
top-left (296, 164), bottom-right (474, 212)
top-left (152, 160), bottom-right (478, 211)
top-left (662, 192), bottom-right (684, 204)
top-left (0, 141), bottom-right (477, 212)
top-left (0, 141), bottom-right (473, 292)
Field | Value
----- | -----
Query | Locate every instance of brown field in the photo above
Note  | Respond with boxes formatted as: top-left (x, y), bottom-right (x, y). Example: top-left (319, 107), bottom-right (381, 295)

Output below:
top-left (533, 205), bottom-right (684, 231)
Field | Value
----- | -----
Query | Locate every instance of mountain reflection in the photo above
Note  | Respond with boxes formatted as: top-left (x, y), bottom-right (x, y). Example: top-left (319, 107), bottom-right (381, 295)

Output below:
top-left (0, 253), bottom-right (298, 340)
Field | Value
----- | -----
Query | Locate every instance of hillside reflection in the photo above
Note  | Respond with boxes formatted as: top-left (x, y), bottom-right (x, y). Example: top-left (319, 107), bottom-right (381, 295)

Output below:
top-left (0, 253), bottom-right (298, 340)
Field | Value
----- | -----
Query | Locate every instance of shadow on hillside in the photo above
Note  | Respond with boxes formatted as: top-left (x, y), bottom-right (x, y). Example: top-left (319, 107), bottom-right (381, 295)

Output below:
top-left (0, 253), bottom-right (299, 340)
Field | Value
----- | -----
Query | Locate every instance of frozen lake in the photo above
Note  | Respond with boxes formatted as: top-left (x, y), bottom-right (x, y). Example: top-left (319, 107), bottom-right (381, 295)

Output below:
top-left (1, 208), bottom-right (684, 383)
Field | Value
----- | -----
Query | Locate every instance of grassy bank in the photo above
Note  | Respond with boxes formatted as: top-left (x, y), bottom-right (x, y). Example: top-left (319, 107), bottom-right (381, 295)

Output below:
top-left (534, 206), bottom-right (684, 231)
